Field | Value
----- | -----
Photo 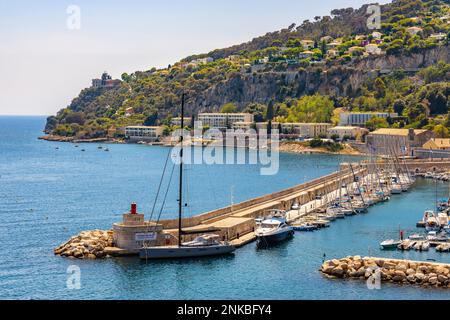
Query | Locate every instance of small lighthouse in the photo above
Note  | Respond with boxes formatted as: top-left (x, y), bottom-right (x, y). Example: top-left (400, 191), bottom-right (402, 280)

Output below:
top-left (112, 203), bottom-right (163, 253)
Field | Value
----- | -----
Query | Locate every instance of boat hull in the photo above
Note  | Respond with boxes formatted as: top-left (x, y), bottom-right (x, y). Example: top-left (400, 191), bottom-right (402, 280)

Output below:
top-left (257, 229), bottom-right (294, 245)
top-left (139, 244), bottom-right (236, 259)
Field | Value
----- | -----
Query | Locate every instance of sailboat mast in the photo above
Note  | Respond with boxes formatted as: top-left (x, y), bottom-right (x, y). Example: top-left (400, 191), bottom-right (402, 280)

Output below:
top-left (178, 93), bottom-right (185, 247)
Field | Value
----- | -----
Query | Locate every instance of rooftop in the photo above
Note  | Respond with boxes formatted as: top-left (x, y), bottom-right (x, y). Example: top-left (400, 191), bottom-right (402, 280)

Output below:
top-left (369, 128), bottom-right (428, 136)
top-left (423, 138), bottom-right (450, 148)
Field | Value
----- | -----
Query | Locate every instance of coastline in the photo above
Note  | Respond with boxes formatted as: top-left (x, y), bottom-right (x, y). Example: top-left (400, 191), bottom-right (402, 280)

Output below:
top-left (277, 141), bottom-right (363, 156)
top-left (38, 134), bottom-right (124, 144)
top-left (38, 134), bottom-right (364, 156)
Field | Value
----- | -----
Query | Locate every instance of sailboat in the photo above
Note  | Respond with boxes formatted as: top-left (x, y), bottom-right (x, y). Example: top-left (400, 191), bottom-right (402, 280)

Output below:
top-left (139, 94), bottom-right (236, 259)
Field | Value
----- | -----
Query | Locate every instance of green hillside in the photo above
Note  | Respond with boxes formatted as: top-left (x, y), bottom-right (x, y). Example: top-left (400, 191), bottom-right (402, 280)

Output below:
top-left (45, 0), bottom-right (450, 139)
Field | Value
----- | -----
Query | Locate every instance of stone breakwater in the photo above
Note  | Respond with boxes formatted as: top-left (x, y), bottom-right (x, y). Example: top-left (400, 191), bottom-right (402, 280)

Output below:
top-left (321, 256), bottom-right (450, 288)
top-left (54, 230), bottom-right (113, 259)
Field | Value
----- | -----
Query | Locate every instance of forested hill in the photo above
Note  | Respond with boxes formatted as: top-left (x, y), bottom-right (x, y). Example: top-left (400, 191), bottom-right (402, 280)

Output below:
top-left (46, 0), bottom-right (450, 139)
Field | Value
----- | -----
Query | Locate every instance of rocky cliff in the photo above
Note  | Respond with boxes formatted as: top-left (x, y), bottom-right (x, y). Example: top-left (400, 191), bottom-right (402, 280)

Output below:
top-left (187, 46), bottom-right (449, 113)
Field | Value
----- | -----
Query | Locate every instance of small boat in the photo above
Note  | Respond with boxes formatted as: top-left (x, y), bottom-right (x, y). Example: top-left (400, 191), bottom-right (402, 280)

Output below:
top-left (104, 148), bottom-right (109, 152)
top-left (390, 184), bottom-right (402, 194)
top-left (380, 239), bottom-right (401, 250)
top-left (81, 149), bottom-right (85, 152)
top-left (140, 234), bottom-right (235, 259)
top-left (397, 240), bottom-right (416, 251)
top-left (413, 241), bottom-right (429, 251)
top-left (292, 223), bottom-right (317, 231)
top-left (255, 212), bottom-right (294, 246)
top-left (408, 233), bottom-right (425, 241)
top-left (291, 202), bottom-right (300, 210)
top-left (311, 219), bottom-right (330, 228)
top-left (421, 210), bottom-right (441, 232)
top-left (436, 243), bottom-right (450, 252)
top-left (98, 146), bottom-right (103, 149)
top-left (443, 225), bottom-right (450, 235)
top-left (427, 231), bottom-right (449, 242)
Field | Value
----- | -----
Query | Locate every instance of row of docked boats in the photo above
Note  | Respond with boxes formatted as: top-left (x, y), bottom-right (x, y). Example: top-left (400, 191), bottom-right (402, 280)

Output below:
top-left (416, 171), bottom-right (450, 181)
top-left (380, 231), bottom-right (450, 251)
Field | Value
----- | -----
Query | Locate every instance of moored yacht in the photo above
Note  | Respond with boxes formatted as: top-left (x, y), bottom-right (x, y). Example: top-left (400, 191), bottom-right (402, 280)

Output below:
top-left (256, 211), bottom-right (294, 246)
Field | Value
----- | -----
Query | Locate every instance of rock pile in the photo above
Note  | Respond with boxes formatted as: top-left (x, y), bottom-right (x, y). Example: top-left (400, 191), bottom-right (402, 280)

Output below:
top-left (321, 256), bottom-right (450, 288)
top-left (54, 230), bottom-right (114, 259)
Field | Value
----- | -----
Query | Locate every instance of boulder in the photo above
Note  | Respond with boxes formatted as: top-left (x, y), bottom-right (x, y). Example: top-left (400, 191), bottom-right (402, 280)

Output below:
top-left (356, 267), bottom-right (366, 277)
top-left (329, 259), bottom-right (340, 267)
top-left (418, 266), bottom-right (428, 273)
top-left (406, 275), bottom-right (416, 283)
top-left (352, 261), bottom-right (362, 270)
top-left (392, 275), bottom-right (405, 282)
top-left (332, 266), bottom-right (345, 277)
top-left (406, 268), bottom-right (416, 276)
top-left (375, 259), bottom-right (385, 267)
top-left (437, 274), bottom-right (448, 283)
top-left (415, 273), bottom-right (425, 281)
top-left (428, 276), bottom-right (438, 285)
top-left (394, 270), bottom-right (406, 278)
top-left (396, 263), bottom-right (408, 271)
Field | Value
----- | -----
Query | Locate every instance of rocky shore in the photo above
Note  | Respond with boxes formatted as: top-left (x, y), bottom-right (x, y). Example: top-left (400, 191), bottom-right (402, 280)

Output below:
top-left (278, 141), bottom-right (362, 155)
top-left (321, 256), bottom-right (450, 288)
top-left (39, 135), bottom-right (122, 144)
top-left (54, 230), bottom-right (113, 259)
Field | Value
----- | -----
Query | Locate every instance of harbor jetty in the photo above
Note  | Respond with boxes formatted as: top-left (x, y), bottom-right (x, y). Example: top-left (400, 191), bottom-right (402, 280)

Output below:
top-left (54, 158), bottom-right (450, 259)
top-left (54, 230), bottom-right (113, 259)
top-left (321, 256), bottom-right (450, 288)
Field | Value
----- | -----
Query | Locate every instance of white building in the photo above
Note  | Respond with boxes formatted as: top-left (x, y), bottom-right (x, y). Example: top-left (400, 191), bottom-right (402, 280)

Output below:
top-left (300, 40), bottom-right (315, 50)
top-left (198, 113), bottom-right (254, 130)
top-left (171, 117), bottom-right (192, 127)
top-left (372, 31), bottom-right (383, 39)
top-left (327, 126), bottom-right (368, 141)
top-left (125, 126), bottom-right (163, 142)
top-left (189, 57), bottom-right (214, 67)
top-left (339, 112), bottom-right (397, 126)
top-left (430, 33), bottom-right (447, 41)
top-left (280, 123), bottom-right (332, 138)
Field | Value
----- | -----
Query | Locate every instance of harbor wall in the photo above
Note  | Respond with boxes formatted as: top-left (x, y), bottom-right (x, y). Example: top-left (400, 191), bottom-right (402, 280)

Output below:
top-left (342, 159), bottom-right (450, 173)
top-left (158, 167), bottom-right (367, 229)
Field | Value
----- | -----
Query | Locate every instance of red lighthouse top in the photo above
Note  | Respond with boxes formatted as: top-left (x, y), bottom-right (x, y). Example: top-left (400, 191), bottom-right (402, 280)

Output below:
top-left (130, 203), bottom-right (137, 215)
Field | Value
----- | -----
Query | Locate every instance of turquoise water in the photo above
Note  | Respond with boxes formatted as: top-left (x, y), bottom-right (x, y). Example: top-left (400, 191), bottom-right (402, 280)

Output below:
top-left (1, 116), bottom-right (450, 300)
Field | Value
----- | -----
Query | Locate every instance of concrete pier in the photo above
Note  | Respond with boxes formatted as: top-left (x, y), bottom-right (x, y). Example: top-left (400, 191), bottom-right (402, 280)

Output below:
top-left (55, 158), bottom-right (450, 258)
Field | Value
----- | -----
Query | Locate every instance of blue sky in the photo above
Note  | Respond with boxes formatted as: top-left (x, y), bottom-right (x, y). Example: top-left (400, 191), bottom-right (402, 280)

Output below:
top-left (0, 0), bottom-right (390, 116)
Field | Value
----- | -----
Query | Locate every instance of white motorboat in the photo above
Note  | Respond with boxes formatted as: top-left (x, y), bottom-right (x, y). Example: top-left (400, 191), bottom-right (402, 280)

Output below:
top-left (391, 184), bottom-right (402, 194)
top-left (408, 233), bottom-right (425, 241)
top-left (255, 214), bottom-right (294, 246)
top-left (380, 239), bottom-right (401, 250)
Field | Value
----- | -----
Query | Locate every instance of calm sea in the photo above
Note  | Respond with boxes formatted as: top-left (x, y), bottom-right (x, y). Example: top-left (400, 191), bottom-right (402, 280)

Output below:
top-left (1, 116), bottom-right (450, 299)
